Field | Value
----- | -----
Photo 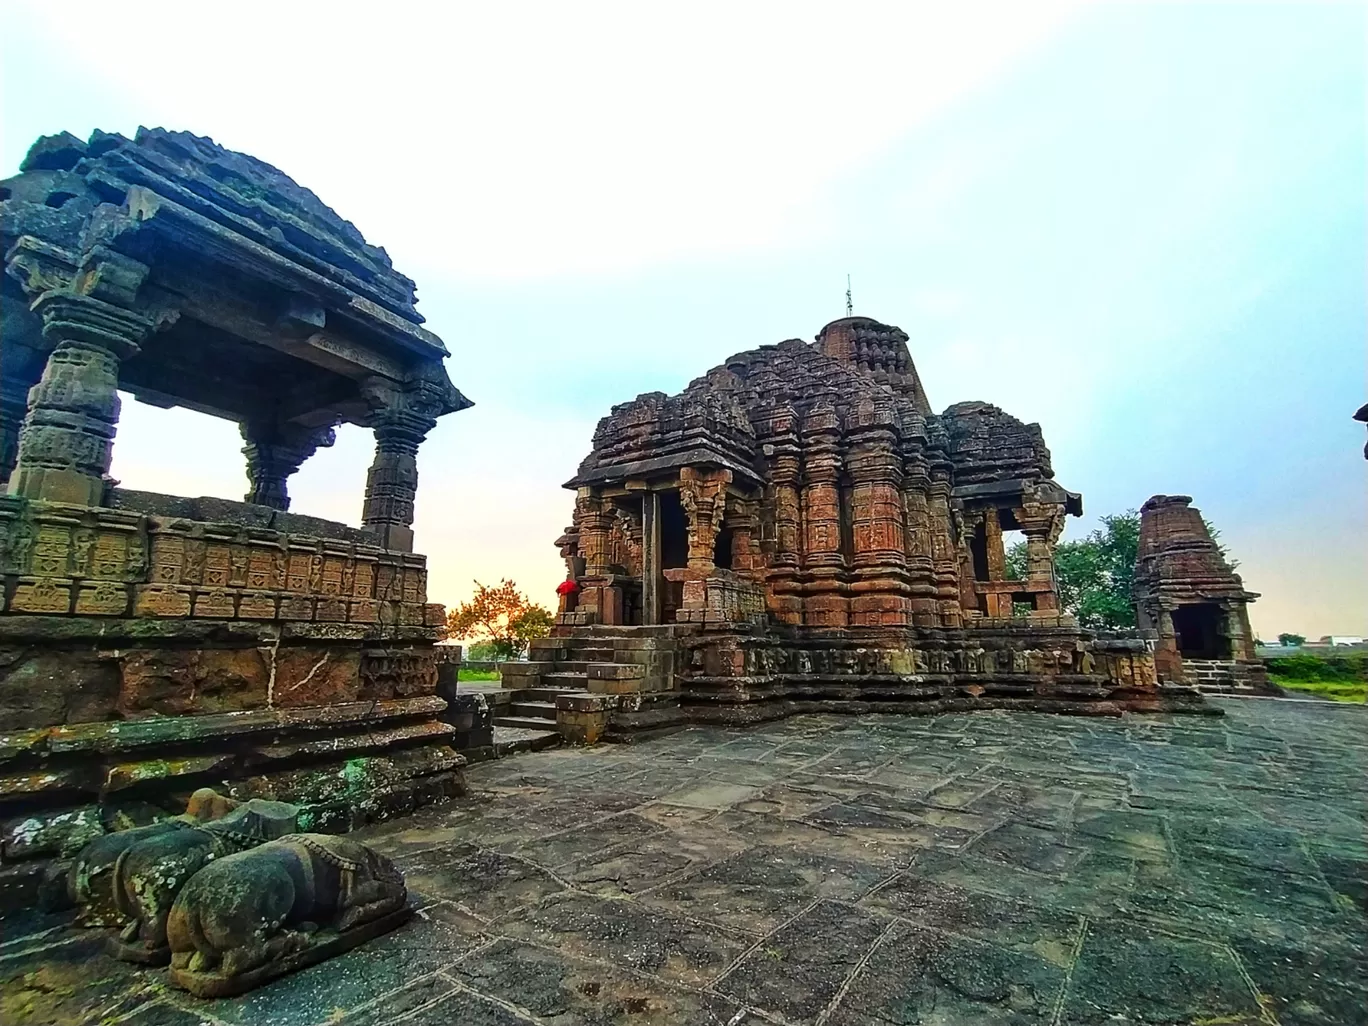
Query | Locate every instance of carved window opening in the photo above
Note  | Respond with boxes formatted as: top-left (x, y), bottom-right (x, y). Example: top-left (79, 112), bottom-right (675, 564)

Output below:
top-left (660, 490), bottom-right (688, 570)
top-left (970, 521), bottom-right (991, 581)
top-left (839, 481), bottom-right (855, 562)
top-left (713, 525), bottom-right (734, 570)
top-left (1173, 603), bottom-right (1230, 659)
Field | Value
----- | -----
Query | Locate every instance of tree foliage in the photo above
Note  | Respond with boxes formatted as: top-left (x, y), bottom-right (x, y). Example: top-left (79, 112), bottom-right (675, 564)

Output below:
top-left (1006, 510), bottom-right (1140, 630)
top-left (1277, 633), bottom-right (1306, 647)
top-left (444, 579), bottom-right (553, 659)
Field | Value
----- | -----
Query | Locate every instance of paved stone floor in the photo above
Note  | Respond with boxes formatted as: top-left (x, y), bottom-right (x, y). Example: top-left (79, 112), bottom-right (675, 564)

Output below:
top-left (3, 697), bottom-right (1365, 1026)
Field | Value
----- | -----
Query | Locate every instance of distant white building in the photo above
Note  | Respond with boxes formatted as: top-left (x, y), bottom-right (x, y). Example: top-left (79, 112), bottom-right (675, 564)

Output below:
top-left (1318, 635), bottom-right (1365, 646)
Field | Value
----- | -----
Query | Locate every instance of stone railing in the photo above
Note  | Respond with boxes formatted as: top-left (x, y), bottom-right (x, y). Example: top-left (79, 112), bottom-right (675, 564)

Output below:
top-left (1, 494), bottom-right (443, 628)
top-left (670, 568), bottom-right (767, 627)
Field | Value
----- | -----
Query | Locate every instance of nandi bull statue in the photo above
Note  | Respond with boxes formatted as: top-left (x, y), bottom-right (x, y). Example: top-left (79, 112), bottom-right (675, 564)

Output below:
top-left (167, 833), bottom-right (410, 997)
top-left (53, 787), bottom-right (242, 927)
top-left (105, 798), bottom-right (299, 964)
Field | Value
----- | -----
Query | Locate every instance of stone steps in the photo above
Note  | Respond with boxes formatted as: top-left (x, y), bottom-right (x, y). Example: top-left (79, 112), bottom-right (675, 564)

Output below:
top-left (509, 701), bottom-right (557, 719)
top-left (493, 725), bottom-right (562, 756)
top-left (523, 686), bottom-right (583, 702)
top-left (542, 671), bottom-right (589, 690)
top-left (494, 715), bottom-right (561, 731)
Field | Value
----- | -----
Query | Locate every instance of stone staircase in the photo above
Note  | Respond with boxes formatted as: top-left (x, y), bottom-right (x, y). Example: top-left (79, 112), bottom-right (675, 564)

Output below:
top-left (495, 639), bottom-right (620, 731)
top-left (495, 626), bottom-right (686, 740)
top-left (1182, 658), bottom-right (1273, 695)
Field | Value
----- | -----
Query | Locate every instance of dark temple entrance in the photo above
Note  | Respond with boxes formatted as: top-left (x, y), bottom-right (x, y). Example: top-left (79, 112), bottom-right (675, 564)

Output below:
top-left (1173, 603), bottom-right (1230, 659)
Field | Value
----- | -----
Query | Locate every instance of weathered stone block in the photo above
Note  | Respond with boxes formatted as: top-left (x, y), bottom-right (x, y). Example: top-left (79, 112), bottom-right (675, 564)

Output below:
top-left (193, 588), bottom-right (238, 618)
top-left (11, 576), bottom-right (73, 614)
top-left (279, 595), bottom-right (314, 620)
top-left (118, 647), bottom-right (270, 717)
top-left (75, 580), bottom-right (130, 616)
top-left (237, 591), bottom-right (279, 619)
top-left (586, 662), bottom-right (645, 680)
top-left (272, 647), bottom-right (362, 708)
top-left (501, 661), bottom-right (554, 678)
top-left (134, 584), bottom-right (193, 617)
top-left (0, 648), bottom-right (119, 727)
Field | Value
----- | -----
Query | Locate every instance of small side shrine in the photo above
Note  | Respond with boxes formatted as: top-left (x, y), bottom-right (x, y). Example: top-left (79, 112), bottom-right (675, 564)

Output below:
top-left (1133, 495), bottom-right (1270, 693)
top-left (0, 128), bottom-right (470, 906)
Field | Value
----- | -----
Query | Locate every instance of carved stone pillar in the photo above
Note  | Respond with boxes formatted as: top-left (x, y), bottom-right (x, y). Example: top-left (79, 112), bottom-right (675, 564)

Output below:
top-left (1154, 606), bottom-right (1183, 681)
top-left (1015, 501), bottom-right (1067, 613)
top-left (759, 404), bottom-right (803, 625)
top-left (728, 495), bottom-right (762, 576)
top-left (901, 453), bottom-right (939, 627)
top-left (240, 420), bottom-right (338, 511)
top-left (927, 464), bottom-right (962, 628)
top-left (8, 293), bottom-right (152, 506)
top-left (846, 401), bottom-right (910, 628)
top-left (678, 467), bottom-right (730, 573)
top-left (641, 490), bottom-right (662, 625)
top-left (360, 376), bottom-right (446, 553)
top-left (983, 507), bottom-right (1007, 581)
top-left (800, 402), bottom-right (847, 627)
top-left (675, 467), bottom-right (730, 620)
top-left (1224, 602), bottom-right (1257, 662)
top-left (576, 491), bottom-right (612, 577)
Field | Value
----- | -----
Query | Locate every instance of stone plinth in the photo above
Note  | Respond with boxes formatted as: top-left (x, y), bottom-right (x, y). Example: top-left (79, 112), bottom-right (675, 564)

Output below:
top-left (0, 495), bottom-right (460, 911)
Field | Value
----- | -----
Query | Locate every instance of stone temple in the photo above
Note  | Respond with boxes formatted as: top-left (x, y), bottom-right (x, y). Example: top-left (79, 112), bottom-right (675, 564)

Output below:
top-left (525, 317), bottom-right (1203, 742)
top-left (1133, 494), bottom-right (1270, 694)
top-left (0, 128), bottom-right (468, 906)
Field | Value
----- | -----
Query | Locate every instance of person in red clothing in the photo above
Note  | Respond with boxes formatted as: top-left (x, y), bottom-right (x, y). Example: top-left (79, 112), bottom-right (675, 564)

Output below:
top-left (555, 577), bottom-right (580, 613)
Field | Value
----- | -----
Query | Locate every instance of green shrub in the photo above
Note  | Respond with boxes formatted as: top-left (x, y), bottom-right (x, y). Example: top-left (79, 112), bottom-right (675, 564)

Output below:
top-left (457, 668), bottom-right (501, 682)
top-left (1265, 652), bottom-right (1367, 683)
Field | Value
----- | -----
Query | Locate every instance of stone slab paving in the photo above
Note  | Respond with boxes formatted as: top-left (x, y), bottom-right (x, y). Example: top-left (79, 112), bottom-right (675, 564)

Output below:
top-left (2, 697), bottom-right (1365, 1025)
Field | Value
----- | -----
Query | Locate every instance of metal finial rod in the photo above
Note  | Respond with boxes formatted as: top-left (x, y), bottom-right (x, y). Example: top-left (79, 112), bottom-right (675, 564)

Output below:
top-left (845, 274), bottom-right (853, 317)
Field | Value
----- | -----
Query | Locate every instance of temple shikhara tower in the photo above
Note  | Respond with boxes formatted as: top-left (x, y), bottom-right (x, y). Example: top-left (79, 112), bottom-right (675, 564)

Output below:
top-left (0, 129), bottom-right (469, 904)
top-left (528, 316), bottom-right (1198, 740)
top-left (1133, 494), bottom-right (1270, 693)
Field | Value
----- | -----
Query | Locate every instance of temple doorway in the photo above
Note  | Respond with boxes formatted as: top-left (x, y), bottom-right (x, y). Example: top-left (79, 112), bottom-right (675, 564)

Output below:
top-left (659, 490), bottom-right (688, 621)
top-left (1173, 603), bottom-right (1229, 659)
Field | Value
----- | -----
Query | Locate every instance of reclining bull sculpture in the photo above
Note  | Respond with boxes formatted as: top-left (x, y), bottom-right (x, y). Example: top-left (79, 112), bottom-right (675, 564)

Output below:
top-left (54, 788), bottom-right (241, 927)
top-left (167, 832), bottom-right (410, 997)
top-left (106, 799), bottom-right (299, 963)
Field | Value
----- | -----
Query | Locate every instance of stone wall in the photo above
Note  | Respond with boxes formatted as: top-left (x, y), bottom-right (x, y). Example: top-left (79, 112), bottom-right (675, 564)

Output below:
top-left (0, 495), bottom-right (459, 910)
top-left (677, 626), bottom-right (1204, 725)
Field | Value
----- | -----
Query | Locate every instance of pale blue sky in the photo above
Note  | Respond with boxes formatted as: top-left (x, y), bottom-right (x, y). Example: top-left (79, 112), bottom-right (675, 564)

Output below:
top-left (3, 2), bottom-right (1364, 636)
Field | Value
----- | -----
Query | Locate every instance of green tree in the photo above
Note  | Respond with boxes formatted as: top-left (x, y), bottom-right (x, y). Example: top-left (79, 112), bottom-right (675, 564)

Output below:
top-left (445, 579), bottom-right (553, 659)
top-left (1203, 516), bottom-right (1238, 570)
top-left (1277, 633), bottom-right (1306, 647)
top-left (1005, 510), bottom-right (1140, 630)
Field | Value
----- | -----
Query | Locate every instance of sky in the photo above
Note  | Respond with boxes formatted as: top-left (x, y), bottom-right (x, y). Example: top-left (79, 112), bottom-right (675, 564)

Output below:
top-left (2, 1), bottom-right (1364, 639)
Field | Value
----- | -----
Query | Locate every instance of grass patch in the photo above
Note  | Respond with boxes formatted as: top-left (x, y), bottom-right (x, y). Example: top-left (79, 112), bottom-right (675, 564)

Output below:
top-left (1265, 651), bottom-right (1365, 703)
top-left (458, 668), bottom-right (501, 682)
top-left (1271, 678), bottom-right (1366, 703)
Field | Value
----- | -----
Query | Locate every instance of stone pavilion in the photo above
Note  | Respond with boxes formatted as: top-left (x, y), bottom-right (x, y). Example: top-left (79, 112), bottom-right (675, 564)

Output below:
top-left (0, 128), bottom-right (469, 907)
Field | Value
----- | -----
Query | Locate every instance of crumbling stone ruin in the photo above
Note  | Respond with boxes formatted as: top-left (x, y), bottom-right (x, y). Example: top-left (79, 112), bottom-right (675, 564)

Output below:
top-left (0, 128), bottom-right (469, 910)
top-left (1133, 495), bottom-right (1271, 694)
top-left (524, 316), bottom-right (1205, 740)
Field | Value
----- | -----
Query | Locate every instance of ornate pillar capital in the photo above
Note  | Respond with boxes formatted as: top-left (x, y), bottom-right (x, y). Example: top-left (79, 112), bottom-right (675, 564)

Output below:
top-left (7, 286), bottom-right (157, 506)
top-left (678, 467), bottom-right (730, 574)
top-left (240, 420), bottom-right (338, 511)
top-left (358, 368), bottom-right (468, 552)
